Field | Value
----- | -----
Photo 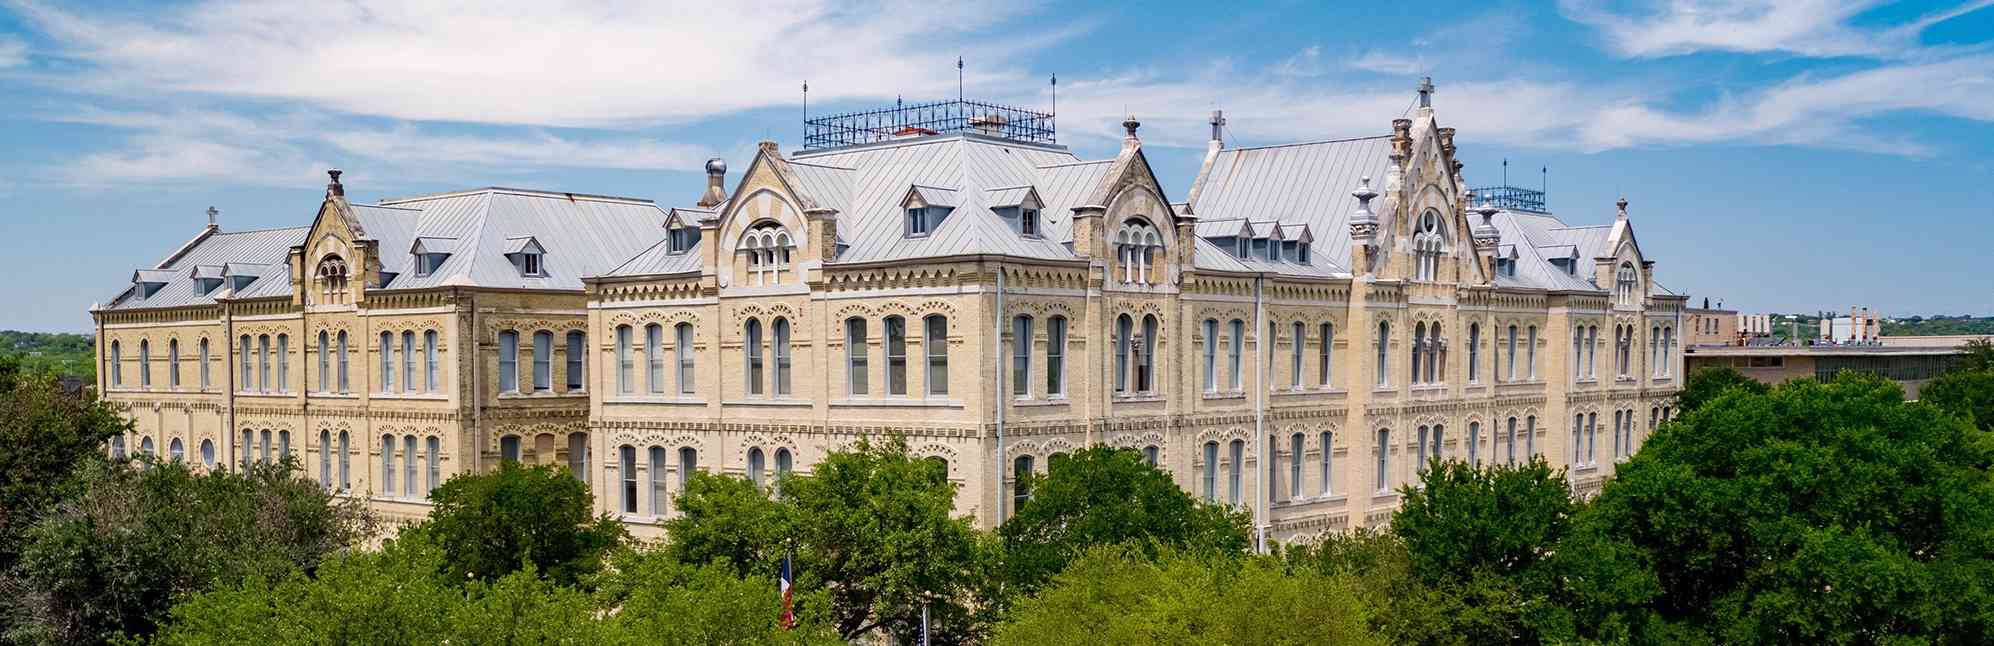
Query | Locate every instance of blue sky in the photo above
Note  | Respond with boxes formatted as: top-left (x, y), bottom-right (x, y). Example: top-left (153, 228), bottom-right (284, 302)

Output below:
top-left (2, 0), bottom-right (1992, 332)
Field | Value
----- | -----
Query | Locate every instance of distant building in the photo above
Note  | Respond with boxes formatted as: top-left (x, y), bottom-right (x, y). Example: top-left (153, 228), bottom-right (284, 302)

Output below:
top-left (1684, 336), bottom-right (1985, 400)
top-left (1684, 298), bottom-right (1738, 347)
top-left (1819, 306), bottom-right (1882, 344)
top-left (1737, 313), bottom-right (1774, 337)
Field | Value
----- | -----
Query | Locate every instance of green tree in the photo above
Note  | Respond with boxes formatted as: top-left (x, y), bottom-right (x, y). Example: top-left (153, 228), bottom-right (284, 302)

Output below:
top-left (1673, 365), bottom-right (1770, 415)
top-left (411, 461), bottom-right (625, 586)
top-left (994, 545), bottom-right (1382, 646)
top-left (997, 446), bottom-right (1249, 598)
top-left (0, 366), bottom-right (127, 573)
top-left (599, 549), bottom-right (843, 645)
top-left (662, 471), bottom-right (787, 575)
top-left (1956, 338), bottom-right (1994, 374)
top-left (1585, 372), bottom-right (1994, 642)
top-left (7, 459), bottom-right (371, 644)
top-left (1923, 368), bottom-right (1994, 432)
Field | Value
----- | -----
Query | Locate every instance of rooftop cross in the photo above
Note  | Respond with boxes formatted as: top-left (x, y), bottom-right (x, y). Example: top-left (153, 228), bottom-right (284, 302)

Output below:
top-left (1418, 76), bottom-right (1435, 108)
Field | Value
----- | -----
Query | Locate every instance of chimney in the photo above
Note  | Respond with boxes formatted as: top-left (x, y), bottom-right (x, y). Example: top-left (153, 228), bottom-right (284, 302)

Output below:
top-left (697, 158), bottom-right (728, 209)
top-left (1390, 119), bottom-right (1413, 162)
top-left (758, 140), bottom-right (781, 157)
top-left (326, 169), bottom-right (344, 198)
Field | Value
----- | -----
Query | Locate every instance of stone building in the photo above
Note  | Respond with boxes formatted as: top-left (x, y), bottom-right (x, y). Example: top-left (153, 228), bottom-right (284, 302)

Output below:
top-left (95, 83), bottom-right (1684, 543)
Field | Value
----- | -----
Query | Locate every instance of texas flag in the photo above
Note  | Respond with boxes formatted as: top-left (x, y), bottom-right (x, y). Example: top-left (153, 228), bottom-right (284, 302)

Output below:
top-left (779, 553), bottom-right (796, 630)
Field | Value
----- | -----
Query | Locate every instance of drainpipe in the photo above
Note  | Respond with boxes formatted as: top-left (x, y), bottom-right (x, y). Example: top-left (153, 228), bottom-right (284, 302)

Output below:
top-left (1252, 273), bottom-right (1267, 552)
top-left (994, 266), bottom-right (1007, 524)
top-left (224, 302), bottom-right (236, 467)
top-left (468, 289), bottom-right (482, 473)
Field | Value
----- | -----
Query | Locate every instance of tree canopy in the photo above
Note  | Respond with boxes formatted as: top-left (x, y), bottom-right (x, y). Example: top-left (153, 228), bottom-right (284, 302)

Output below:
top-left (410, 461), bottom-right (625, 586)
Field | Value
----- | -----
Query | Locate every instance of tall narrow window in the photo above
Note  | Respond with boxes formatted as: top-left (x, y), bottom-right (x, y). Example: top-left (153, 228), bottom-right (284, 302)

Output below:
top-left (1202, 441), bottom-right (1219, 501)
top-left (1587, 412), bottom-right (1599, 464)
top-left (261, 430), bottom-right (274, 462)
top-left (1291, 322), bottom-right (1305, 388)
top-left (1650, 326), bottom-right (1661, 376)
top-left (279, 335), bottom-right (292, 392)
top-left (1416, 426), bottom-right (1430, 470)
top-left (319, 430), bottom-right (331, 487)
top-left (1526, 325), bottom-right (1538, 380)
top-left (564, 331), bottom-right (584, 391)
top-left (238, 335), bottom-right (251, 387)
top-left (1469, 323), bottom-right (1482, 382)
top-left (846, 317), bottom-right (869, 396)
top-left (775, 448), bottom-right (793, 496)
top-left (426, 436), bottom-right (440, 495)
top-left (676, 323), bottom-right (696, 394)
top-left (198, 338), bottom-right (210, 390)
top-left (1374, 429), bottom-right (1391, 492)
top-left (1318, 322), bottom-right (1334, 387)
top-left (1411, 323), bottom-right (1425, 384)
top-left (256, 335), bottom-right (270, 392)
top-left (381, 434), bottom-right (395, 495)
top-left (773, 318), bottom-right (792, 396)
top-left (336, 332), bottom-right (349, 393)
top-left (1573, 327), bottom-right (1584, 380)
top-left (316, 332), bottom-right (330, 393)
top-left (1114, 315), bottom-right (1132, 394)
top-left (1046, 316), bottom-right (1067, 397)
top-left (1228, 319), bottom-right (1245, 390)
top-left (1202, 319), bottom-right (1219, 392)
top-left (568, 433), bottom-right (588, 482)
top-left (1013, 455), bottom-right (1034, 512)
top-left (616, 325), bottom-right (634, 394)
top-left (1289, 433), bottom-right (1304, 498)
top-left (531, 331), bottom-right (552, 392)
top-left (1376, 322), bottom-right (1391, 386)
top-left (679, 447), bottom-right (698, 489)
top-left (1613, 410), bottom-right (1624, 458)
top-left (1138, 315), bottom-right (1158, 393)
top-left (403, 435), bottom-right (417, 497)
top-left (168, 339), bottom-right (180, 389)
top-left (1011, 316), bottom-right (1032, 397)
top-left (1526, 415), bottom-right (1537, 457)
top-left (400, 331), bottom-right (414, 393)
top-left (280, 430), bottom-right (291, 461)
top-left (426, 331), bottom-right (440, 392)
top-left (377, 332), bottom-right (392, 393)
top-left (496, 330), bottom-right (518, 393)
top-left (620, 445), bottom-right (638, 514)
top-left (747, 447), bottom-right (766, 488)
top-left (646, 324), bottom-right (665, 394)
top-left (648, 446), bottom-right (667, 516)
top-left (1467, 421), bottom-right (1481, 466)
top-left (1508, 417), bottom-right (1520, 465)
top-left (885, 316), bottom-right (907, 396)
top-left (109, 340), bottom-right (122, 388)
top-left (744, 319), bottom-right (764, 396)
top-left (1505, 325), bottom-right (1518, 382)
top-left (337, 431), bottom-right (351, 490)
top-left (1319, 431), bottom-right (1334, 495)
top-left (925, 315), bottom-right (949, 396)
top-left (1586, 325), bottom-right (1599, 379)
top-left (1227, 439), bottom-right (1245, 506)
top-left (169, 438), bottom-right (183, 462)
top-left (500, 435), bottom-right (522, 463)
top-left (139, 340), bottom-right (152, 388)
top-left (1572, 414), bottom-right (1584, 466)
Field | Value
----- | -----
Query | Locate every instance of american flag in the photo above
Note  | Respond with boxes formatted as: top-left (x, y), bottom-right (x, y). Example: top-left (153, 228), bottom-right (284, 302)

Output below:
top-left (779, 553), bottom-right (795, 630)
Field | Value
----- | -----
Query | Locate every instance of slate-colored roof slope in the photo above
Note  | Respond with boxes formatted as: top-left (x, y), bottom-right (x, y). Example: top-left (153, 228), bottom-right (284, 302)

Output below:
top-left (605, 238), bottom-right (704, 277)
top-left (104, 226), bottom-right (307, 310)
top-left (1185, 136), bottom-right (1392, 275)
top-left (377, 188), bottom-right (668, 290)
top-left (790, 134), bottom-right (1086, 264)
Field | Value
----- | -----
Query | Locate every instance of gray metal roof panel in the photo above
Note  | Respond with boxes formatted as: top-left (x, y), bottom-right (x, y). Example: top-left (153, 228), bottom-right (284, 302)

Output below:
top-left (105, 226), bottom-right (307, 310)
top-left (1187, 136), bottom-right (1393, 272)
top-left (603, 238), bottom-right (704, 277)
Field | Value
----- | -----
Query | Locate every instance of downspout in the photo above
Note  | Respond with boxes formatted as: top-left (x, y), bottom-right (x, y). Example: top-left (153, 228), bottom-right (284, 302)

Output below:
top-left (1252, 273), bottom-right (1267, 552)
top-left (994, 267), bottom-right (1007, 524)
top-left (465, 289), bottom-right (482, 473)
top-left (224, 302), bottom-right (236, 466)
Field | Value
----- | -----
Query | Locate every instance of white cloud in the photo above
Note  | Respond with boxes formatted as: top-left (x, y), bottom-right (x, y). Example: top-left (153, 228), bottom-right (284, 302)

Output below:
top-left (326, 128), bottom-right (714, 171)
top-left (12, 0), bottom-right (1052, 127)
top-left (0, 35), bottom-right (25, 68)
top-left (1559, 0), bottom-right (1994, 59)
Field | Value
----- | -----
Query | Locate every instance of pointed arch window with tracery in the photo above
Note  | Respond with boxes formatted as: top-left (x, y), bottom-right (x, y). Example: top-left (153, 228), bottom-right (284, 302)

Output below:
top-left (741, 222), bottom-right (793, 286)
top-left (1413, 210), bottom-right (1448, 282)
top-left (1615, 262), bottom-right (1638, 305)
top-left (315, 255), bottom-right (349, 304)
top-left (1115, 219), bottom-right (1163, 286)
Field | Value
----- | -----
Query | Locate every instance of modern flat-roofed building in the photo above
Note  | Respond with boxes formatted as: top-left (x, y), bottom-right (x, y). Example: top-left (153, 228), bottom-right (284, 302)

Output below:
top-left (94, 80), bottom-right (1683, 543)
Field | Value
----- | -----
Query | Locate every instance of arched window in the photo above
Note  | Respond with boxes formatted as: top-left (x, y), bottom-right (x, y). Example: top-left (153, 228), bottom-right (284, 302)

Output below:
top-left (257, 335), bottom-right (271, 392)
top-left (1374, 429), bottom-right (1391, 492)
top-left (318, 430), bottom-right (331, 485)
top-left (1318, 322), bottom-right (1334, 387)
top-left (1505, 325), bottom-right (1519, 382)
top-left (1013, 455), bottom-right (1035, 512)
top-left (564, 331), bottom-right (584, 391)
top-left (1571, 414), bottom-right (1584, 466)
top-left (1526, 325), bottom-right (1538, 380)
top-left (280, 430), bottom-right (291, 461)
top-left (426, 436), bottom-right (440, 495)
top-left (1228, 319), bottom-right (1246, 390)
top-left (531, 331), bottom-right (552, 392)
top-left (1525, 415), bottom-right (1537, 457)
top-left (1508, 417), bottom-right (1520, 465)
top-left (1116, 219), bottom-right (1163, 285)
top-left (678, 447), bottom-right (699, 490)
top-left (772, 318), bottom-right (792, 396)
top-left (1319, 431), bottom-right (1334, 495)
top-left (109, 340), bottom-right (122, 388)
top-left (1617, 326), bottom-right (1632, 377)
top-left (1201, 319), bottom-right (1219, 392)
top-left (1114, 314), bottom-right (1132, 394)
top-left (775, 448), bottom-right (794, 496)
top-left (1046, 316), bottom-right (1067, 397)
top-left (1585, 325), bottom-right (1599, 379)
top-left (1290, 322), bottom-right (1305, 388)
top-left (336, 331), bottom-right (350, 393)
top-left (403, 435), bottom-right (417, 497)
top-left (500, 435), bottom-right (522, 463)
top-left (1375, 321), bottom-right (1391, 387)
top-left (1288, 433), bottom-right (1304, 498)
top-left (1467, 421), bottom-right (1481, 467)
top-left (616, 325), bottom-right (634, 394)
top-left (1143, 445), bottom-right (1160, 466)
top-left (1572, 326), bottom-right (1584, 381)
top-left (239, 429), bottom-right (252, 468)
top-left (201, 438), bottom-right (216, 468)
top-left (377, 332), bottom-right (393, 393)
top-left (1138, 315), bottom-right (1158, 394)
top-left (198, 338), bottom-right (211, 390)
top-left (1227, 439), bottom-right (1245, 506)
top-left (647, 446), bottom-right (667, 516)
top-left (167, 339), bottom-right (180, 389)
top-left (1416, 425), bottom-right (1430, 471)
top-left (568, 432), bottom-right (588, 482)
top-left (1431, 424), bottom-right (1445, 465)
top-left (884, 316), bottom-right (907, 396)
top-left (744, 319), bottom-right (764, 396)
top-left (495, 330), bottom-right (518, 393)
top-left (317, 332), bottom-right (330, 393)
top-left (846, 317), bottom-right (869, 396)
top-left (260, 430), bottom-right (272, 463)
top-left (676, 323), bottom-right (697, 394)
top-left (399, 331), bottom-right (414, 393)
top-left (1413, 210), bottom-right (1447, 282)
top-left (741, 223), bottom-right (792, 286)
top-left (237, 335), bottom-right (251, 388)
top-left (1011, 315), bottom-right (1032, 398)
top-left (619, 445), bottom-right (638, 514)
top-left (337, 431), bottom-right (351, 490)
top-left (140, 436), bottom-right (154, 456)
top-left (427, 330), bottom-right (442, 392)
top-left (380, 434), bottom-right (396, 495)
top-left (1664, 327), bottom-right (1676, 376)
top-left (1202, 441), bottom-right (1220, 501)
top-left (1469, 323), bottom-right (1483, 383)
top-left (1587, 412), bottom-right (1599, 464)
top-left (924, 315), bottom-right (949, 396)
top-left (169, 438), bottom-right (184, 462)
top-left (645, 324), bottom-right (665, 394)
top-left (747, 447), bottom-right (766, 488)
top-left (1411, 323), bottom-right (1425, 384)
top-left (109, 435), bottom-right (125, 459)
top-left (315, 255), bottom-right (349, 304)
top-left (1616, 262), bottom-right (1637, 305)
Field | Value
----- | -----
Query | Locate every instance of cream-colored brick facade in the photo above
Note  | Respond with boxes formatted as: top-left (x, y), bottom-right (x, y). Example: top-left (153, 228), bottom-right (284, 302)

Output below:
top-left (96, 96), bottom-right (1684, 545)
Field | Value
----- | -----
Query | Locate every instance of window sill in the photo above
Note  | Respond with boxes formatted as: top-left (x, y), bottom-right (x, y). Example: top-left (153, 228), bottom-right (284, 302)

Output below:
top-left (236, 391), bottom-right (295, 398)
top-left (371, 496), bottom-right (435, 507)
top-left (1273, 494), bottom-right (1348, 509)
top-left (617, 514), bottom-right (666, 525)
top-left (311, 392), bottom-right (360, 399)
top-left (1410, 383), bottom-right (1448, 392)
top-left (607, 396), bottom-right (705, 405)
top-left (496, 391), bottom-right (586, 400)
top-left (1012, 397), bottom-right (1070, 408)
top-left (1111, 393), bottom-right (1166, 403)
top-left (1372, 386), bottom-right (1397, 394)
top-left (1272, 387), bottom-right (1341, 398)
top-left (1201, 390), bottom-right (1247, 401)
top-left (376, 393), bottom-right (450, 401)
top-left (725, 398), bottom-right (815, 407)
top-left (829, 398), bottom-right (963, 409)
top-left (1370, 491), bottom-right (1400, 504)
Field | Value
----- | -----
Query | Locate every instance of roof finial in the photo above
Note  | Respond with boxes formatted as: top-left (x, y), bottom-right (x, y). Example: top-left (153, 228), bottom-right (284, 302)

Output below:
top-left (205, 206), bottom-right (218, 227)
top-left (1123, 114), bottom-right (1141, 140)
top-left (1615, 196), bottom-right (1629, 220)
top-left (1209, 109), bottom-right (1225, 145)
top-left (1418, 76), bottom-right (1435, 109)
top-left (326, 169), bottom-right (344, 198)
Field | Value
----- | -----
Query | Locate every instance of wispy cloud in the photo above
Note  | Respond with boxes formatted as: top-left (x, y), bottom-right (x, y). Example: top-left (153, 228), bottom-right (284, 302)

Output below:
top-left (1559, 0), bottom-right (1994, 60)
top-left (0, 35), bottom-right (26, 68)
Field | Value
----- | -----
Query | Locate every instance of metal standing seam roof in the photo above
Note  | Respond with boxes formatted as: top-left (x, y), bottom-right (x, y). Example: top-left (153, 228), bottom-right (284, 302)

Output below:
top-left (603, 238), bottom-right (704, 277)
top-left (375, 188), bottom-right (668, 290)
top-left (104, 226), bottom-right (308, 310)
top-left (1185, 135), bottom-right (1393, 275)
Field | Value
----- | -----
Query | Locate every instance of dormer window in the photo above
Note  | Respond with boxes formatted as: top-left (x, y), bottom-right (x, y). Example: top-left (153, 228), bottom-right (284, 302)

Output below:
top-left (668, 223), bottom-right (701, 253)
top-left (907, 207), bottom-right (936, 237)
top-left (1280, 240), bottom-right (1298, 262)
top-left (1251, 237), bottom-right (1269, 259)
top-left (1495, 257), bottom-right (1515, 277)
top-left (522, 253), bottom-right (542, 275)
top-left (192, 265), bottom-right (224, 295)
top-left (132, 270), bottom-right (172, 299)
top-left (1021, 208), bottom-right (1041, 237)
top-left (1299, 242), bottom-right (1312, 264)
top-left (1236, 233), bottom-right (1248, 258)
top-left (417, 254), bottom-right (446, 276)
top-left (901, 185), bottom-right (958, 238)
top-left (410, 237), bottom-right (457, 279)
top-left (502, 236), bottom-right (547, 278)
top-left (987, 186), bottom-right (1044, 239)
top-left (314, 255), bottom-right (349, 304)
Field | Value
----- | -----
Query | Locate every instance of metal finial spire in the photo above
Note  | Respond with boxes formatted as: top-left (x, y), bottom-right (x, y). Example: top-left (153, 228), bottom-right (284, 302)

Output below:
top-left (802, 80), bottom-right (809, 123)
top-left (205, 206), bottom-right (218, 226)
top-left (1417, 76), bottom-right (1435, 108)
top-left (957, 56), bottom-right (964, 102)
